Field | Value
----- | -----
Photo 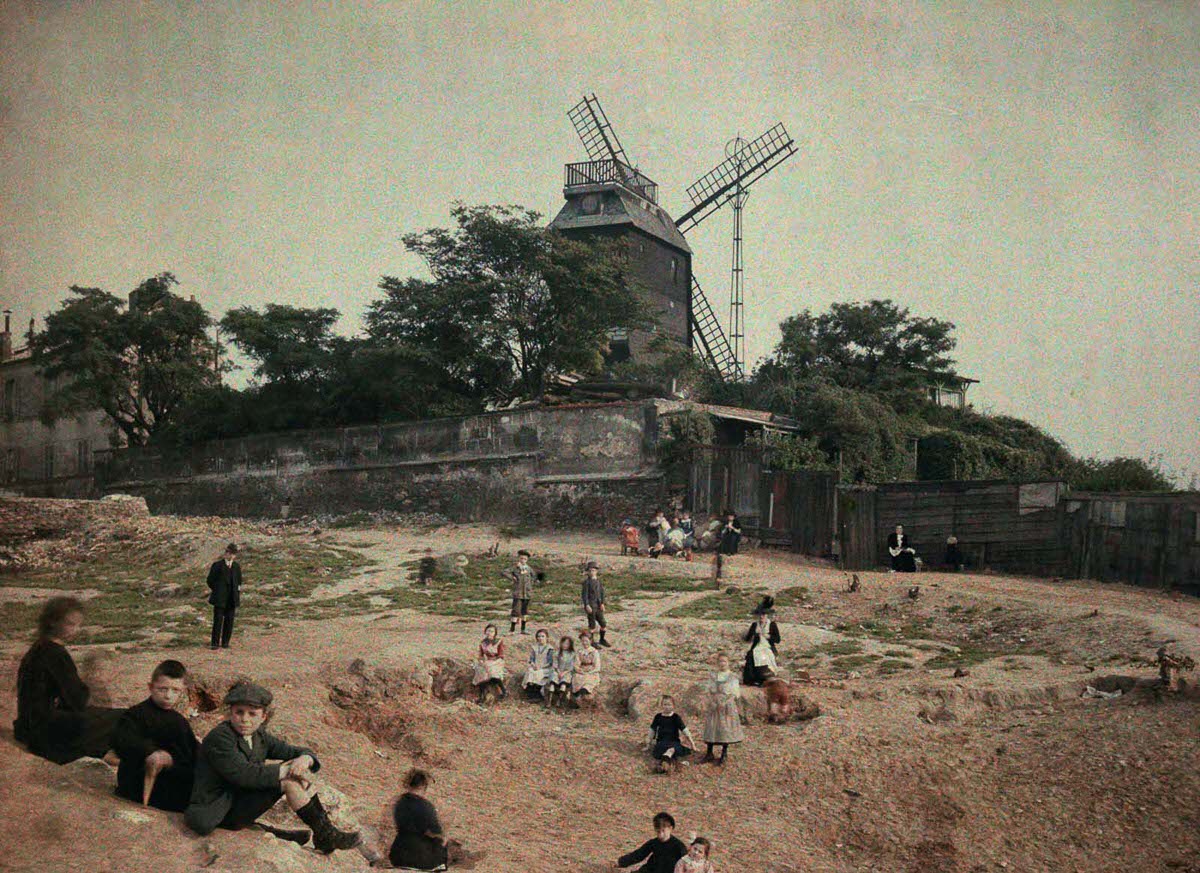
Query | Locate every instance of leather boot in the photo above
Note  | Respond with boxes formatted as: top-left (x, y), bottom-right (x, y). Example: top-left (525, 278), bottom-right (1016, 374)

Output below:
top-left (295, 795), bottom-right (360, 854)
top-left (520, 619), bottom-right (530, 635)
top-left (254, 822), bottom-right (311, 845)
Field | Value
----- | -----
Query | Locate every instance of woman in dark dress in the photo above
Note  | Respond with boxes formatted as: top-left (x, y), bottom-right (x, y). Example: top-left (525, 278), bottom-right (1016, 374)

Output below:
top-left (887, 524), bottom-right (918, 573)
top-left (742, 596), bottom-right (781, 687)
top-left (389, 768), bottom-right (453, 870)
top-left (14, 596), bottom-right (122, 764)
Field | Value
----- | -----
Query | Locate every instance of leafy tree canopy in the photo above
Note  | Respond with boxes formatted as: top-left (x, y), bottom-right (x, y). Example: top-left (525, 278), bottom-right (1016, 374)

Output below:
top-left (30, 273), bottom-right (219, 446)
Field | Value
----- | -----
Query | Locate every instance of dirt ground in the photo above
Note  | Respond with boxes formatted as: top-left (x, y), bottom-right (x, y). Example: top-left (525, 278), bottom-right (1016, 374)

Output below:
top-left (0, 518), bottom-right (1198, 873)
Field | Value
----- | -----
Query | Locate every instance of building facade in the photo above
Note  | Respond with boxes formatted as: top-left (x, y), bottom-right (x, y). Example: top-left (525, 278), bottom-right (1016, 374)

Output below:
top-left (0, 313), bottom-right (116, 496)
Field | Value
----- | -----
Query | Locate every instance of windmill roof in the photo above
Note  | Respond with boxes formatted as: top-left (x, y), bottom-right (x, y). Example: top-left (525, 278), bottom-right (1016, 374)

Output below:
top-left (550, 185), bottom-right (692, 254)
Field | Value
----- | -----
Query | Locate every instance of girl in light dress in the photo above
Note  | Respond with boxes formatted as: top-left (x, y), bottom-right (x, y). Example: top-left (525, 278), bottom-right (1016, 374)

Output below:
top-left (571, 631), bottom-right (602, 704)
top-left (674, 837), bottom-right (716, 873)
top-left (700, 653), bottom-right (744, 765)
top-left (523, 628), bottom-right (555, 701)
top-left (471, 623), bottom-right (506, 703)
top-left (547, 635), bottom-right (575, 709)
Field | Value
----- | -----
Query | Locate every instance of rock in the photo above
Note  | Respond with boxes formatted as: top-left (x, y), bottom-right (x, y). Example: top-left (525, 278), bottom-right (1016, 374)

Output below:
top-left (113, 808), bottom-right (154, 824)
top-left (55, 756), bottom-right (116, 794)
top-left (625, 681), bottom-right (659, 722)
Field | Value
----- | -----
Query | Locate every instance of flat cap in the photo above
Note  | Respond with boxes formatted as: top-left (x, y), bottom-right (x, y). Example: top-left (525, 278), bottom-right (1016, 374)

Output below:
top-left (223, 681), bottom-right (272, 708)
top-left (585, 561), bottom-right (599, 570)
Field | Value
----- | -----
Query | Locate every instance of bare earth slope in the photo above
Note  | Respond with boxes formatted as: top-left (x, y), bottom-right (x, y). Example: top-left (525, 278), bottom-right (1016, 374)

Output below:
top-left (0, 518), bottom-right (1197, 872)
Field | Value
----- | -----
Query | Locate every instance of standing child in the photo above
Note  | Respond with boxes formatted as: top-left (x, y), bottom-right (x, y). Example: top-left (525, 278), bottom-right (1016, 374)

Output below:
top-left (206, 543), bottom-right (242, 650)
top-left (523, 629), bottom-right (555, 701)
top-left (111, 659), bottom-right (198, 811)
top-left (548, 636), bottom-right (576, 709)
top-left (618, 811), bottom-right (688, 872)
top-left (620, 519), bottom-right (642, 556)
top-left (472, 623), bottom-right (507, 703)
top-left (185, 681), bottom-right (359, 853)
top-left (674, 837), bottom-right (716, 873)
top-left (647, 695), bottom-right (696, 774)
top-left (506, 550), bottom-right (537, 635)
top-left (581, 561), bottom-right (611, 648)
top-left (700, 654), bottom-right (744, 766)
top-left (571, 631), bottom-right (602, 704)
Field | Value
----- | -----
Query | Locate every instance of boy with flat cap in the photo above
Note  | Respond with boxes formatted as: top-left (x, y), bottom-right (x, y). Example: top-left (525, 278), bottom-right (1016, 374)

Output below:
top-left (185, 681), bottom-right (360, 854)
top-left (506, 549), bottom-right (537, 635)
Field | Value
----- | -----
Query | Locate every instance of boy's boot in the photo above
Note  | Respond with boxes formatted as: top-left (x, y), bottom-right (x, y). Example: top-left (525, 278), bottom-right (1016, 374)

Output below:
top-left (255, 822), bottom-right (311, 845)
top-left (520, 619), bottom-right (529, 635)
top-left (598, 630), bottom-right (611, 648)
top-left (509, 620), bottom-right (517, 634)
top-left (296, 794), bottom-right (361, 854)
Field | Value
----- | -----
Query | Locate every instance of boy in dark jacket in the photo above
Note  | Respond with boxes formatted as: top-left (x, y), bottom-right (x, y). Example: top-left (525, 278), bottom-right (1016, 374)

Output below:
top-left (185, 681), bottom-right (359, 854)
top-left (112, 659), bottom-right (198, 811)
top-left (581, 561), bottom-right (611, 648)
top-left (206, 543), bottom-right (242, 650)
top-left (618, 811), bottom-right (688, 872)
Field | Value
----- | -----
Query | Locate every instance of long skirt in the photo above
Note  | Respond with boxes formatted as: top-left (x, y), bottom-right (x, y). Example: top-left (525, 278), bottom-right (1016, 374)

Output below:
top-left (472, 659), bottom-right (505, 686)
top-left (572, 671), bottom-right (600, 694)
top-left (703, 697), bottom-right (745, 744)
top-left (653, 739), bottom-right (692, 760)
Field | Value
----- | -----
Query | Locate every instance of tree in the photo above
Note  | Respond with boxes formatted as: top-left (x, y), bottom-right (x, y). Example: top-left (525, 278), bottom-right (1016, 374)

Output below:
top-left (220, 304), bottom-right (340, 389)
top-left (370, 204), bottom-right (650, 403)
top-left (1070, 456), bottom-right (1176, 492)
top-left (31, 273), bottom-right (219, 446)
top-left (758, 299), bottom-right (957, 405)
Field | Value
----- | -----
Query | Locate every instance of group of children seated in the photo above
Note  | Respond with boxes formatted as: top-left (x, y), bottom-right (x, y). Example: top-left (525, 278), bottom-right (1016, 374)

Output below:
top-left (621, 509), bottom-right (697, 560)
top-left (471, 624), bottom-right (603, 708)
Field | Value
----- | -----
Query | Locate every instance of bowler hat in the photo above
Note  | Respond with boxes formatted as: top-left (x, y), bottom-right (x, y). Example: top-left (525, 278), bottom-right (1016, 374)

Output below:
top-left (585, 561), bottom-right (599, 570)
top-left (223, 681), bottom-right (272, 708)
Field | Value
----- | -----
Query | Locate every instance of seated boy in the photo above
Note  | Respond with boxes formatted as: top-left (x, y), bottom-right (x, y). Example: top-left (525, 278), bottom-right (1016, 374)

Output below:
top-left (617, 810), bottom-right (687, 872)
top-left (185, 681), bottom-right (360, 854)
top-left (646, 696), bottom-right (695, 774)
top-left (111, 659), bottom-right (198, 811)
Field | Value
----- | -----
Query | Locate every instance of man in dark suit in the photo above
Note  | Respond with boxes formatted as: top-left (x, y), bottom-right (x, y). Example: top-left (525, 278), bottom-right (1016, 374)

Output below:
top-left (207, 543), bottom-right (242, 650)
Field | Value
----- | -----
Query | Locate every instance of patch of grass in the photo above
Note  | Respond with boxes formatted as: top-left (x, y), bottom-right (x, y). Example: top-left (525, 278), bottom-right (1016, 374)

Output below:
top-left (830, 654), bottom-right (880, 672)
top-left (325, 511), bottom-right (376, 529)
top-left (923, 645), bottom-right (998, 671)
top-left (817, 639), bottom-right (864, 657)
top-left (883, 648), bottom-right (912, 658)
top-left (664, 585), bottom-right (807, 620)
top-left (876, 658), bottom-right (914, 674)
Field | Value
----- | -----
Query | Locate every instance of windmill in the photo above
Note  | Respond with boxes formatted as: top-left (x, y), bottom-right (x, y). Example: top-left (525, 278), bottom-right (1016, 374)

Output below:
top-left (676, 124), bottom-right (798, 379)
top-left (551, 96), bottom-right (795, 382)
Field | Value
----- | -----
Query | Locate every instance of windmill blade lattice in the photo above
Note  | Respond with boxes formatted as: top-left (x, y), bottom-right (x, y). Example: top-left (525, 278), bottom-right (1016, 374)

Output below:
top-left (568, 95), bottom-right (633, 167)
top-left (675, 123), bottom-right (796, 234)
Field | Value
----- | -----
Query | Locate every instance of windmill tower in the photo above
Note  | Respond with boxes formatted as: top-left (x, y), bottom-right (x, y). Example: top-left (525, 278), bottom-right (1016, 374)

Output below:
top-left (676, 124), bottom-right (798, 379)
top-left (550, 96), bottom-right (693, 365)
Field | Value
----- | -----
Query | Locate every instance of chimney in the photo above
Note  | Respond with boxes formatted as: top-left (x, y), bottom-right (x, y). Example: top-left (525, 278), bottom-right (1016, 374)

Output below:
top-left (1, 309), bottom-right (11, 362)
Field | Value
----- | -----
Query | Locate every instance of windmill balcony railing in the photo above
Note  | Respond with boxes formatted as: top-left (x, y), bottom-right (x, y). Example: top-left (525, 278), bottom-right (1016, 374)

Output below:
top-left (564, 160), bottom-right (658, 203)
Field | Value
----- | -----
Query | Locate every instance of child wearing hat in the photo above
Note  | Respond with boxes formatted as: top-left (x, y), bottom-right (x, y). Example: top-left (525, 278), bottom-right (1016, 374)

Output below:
top-left (581, 561), bottom-right (611, 648)
top-left (185, 681), bottom-right (360, 854)
top-left (506, 550), bottom-right (537, 635)
top-left (742, 596), bottom-right (781, 687)
top-left (206, 543), bottom-right (242, 650)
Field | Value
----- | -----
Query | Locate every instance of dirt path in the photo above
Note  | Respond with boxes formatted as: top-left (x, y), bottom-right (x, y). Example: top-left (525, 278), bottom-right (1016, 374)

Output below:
top-left (0, 521), bottom-right (1197, 872)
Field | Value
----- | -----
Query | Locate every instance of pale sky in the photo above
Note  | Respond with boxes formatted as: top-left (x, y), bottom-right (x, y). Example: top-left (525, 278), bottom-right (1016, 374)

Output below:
top-left (2, 1), bottom-right (1197, 479)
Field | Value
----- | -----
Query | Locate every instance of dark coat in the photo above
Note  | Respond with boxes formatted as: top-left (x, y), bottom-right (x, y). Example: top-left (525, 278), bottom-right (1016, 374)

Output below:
top-left (888, 533), bottom-right (917, 572)
top-left (718, 520), bottom-right (743, 555)
top-left (617, 835), bottom-right (688, 872)
top-left (14, 638), bottom-right (121, 764)
top-left (742, 619), bottom-right (781, 686)
top-left (389, 792), bottom-right (448, 870)
top-left (581, 575), bottom-right (606, 610)
top-left (185, 721), bottom-right (318, 836)
top-left (111, 698), bottom-right (199, 812)
top-left (206, 559), bottom-right (242, 608)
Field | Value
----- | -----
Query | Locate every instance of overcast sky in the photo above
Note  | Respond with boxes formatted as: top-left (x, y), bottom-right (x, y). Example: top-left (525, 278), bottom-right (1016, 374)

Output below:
top-left (2, 1), bottom-right (1197, 479)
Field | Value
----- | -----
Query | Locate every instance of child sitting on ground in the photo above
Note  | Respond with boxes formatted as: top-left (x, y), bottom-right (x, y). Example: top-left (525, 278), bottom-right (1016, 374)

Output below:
top-left (674, 837), bottom-right (716, 873)
top-left (620, 519), bottom-right (642, 556)
top-left (548, 636), bottom-right (576, 709)
top-left (647, 695), bottom-right (696, 774)
top-left (617, 811), bottom-right (688, 872)
top-left (523, 628), bottom-right (554, 701)
top-left (111, 659), bottom-right (198, 811)
top-left (185, 681), bottom-right (359, 854)
top-left (472, 623), bottom-right (507, 703)
top-left (571, 632), bottom-right (602, 706)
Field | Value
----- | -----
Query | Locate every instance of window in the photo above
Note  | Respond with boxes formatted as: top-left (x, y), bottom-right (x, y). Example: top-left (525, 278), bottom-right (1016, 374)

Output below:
top-left (77, 440), bottom-right (91, 474)
top-left (44, 444), bottom-right (55, 480)
top-left (671, 257), bottom-right (678, 284)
